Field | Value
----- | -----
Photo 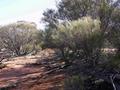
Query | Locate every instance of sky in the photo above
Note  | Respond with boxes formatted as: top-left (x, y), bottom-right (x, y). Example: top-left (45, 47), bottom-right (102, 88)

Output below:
top-left (0, 0), bottom-right (57, 29)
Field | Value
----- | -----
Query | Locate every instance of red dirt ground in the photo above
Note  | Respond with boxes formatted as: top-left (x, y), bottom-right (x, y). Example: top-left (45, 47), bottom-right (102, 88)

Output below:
top-left (0, 49), bottom-right (65, 90)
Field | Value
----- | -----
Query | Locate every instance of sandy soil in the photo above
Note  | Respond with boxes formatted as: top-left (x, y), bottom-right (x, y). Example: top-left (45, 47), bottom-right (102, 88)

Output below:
top-left (0, 49), bottom-right (64, 90)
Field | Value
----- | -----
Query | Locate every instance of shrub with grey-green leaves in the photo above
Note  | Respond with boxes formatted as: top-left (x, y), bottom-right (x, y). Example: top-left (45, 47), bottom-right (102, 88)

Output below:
top-left (0, 22), bottom-right (38, 56)
top-left (49, 17), bottom-right (103, 66)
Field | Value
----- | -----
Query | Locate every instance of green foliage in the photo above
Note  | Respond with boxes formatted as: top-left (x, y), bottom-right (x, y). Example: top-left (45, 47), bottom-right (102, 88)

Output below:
top-left (64, 75), bottom-right (84, 90)
top-left (42, 0), bottom-right (119, 29)
top-left (58, 0), bottom-right (98, 20)
top-left (43, 17), bottom-right (103, 66)
top-left (0, 22), bottom-right (38, 56)
top-left (42, 9), bottom-right (59, 29)
top-left (107, 8), bottom-right (120, 50)
top-left (41, 0), bottom-right (120, 89)
top-left (105, 54), bottom-right (120, 69)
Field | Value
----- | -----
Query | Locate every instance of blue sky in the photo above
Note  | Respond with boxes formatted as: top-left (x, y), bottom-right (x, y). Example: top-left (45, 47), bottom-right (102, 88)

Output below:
top-left (0, 0), bottom-right (57, 29)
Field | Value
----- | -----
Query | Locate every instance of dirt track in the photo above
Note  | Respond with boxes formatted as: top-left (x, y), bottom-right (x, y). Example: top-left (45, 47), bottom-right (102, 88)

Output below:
top-left (0, 49), bottom-right (64, 90)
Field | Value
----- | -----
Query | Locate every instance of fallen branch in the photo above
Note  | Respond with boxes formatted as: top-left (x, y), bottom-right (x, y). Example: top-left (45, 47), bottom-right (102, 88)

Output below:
top-left (110, 74), bottom-right (117, 90)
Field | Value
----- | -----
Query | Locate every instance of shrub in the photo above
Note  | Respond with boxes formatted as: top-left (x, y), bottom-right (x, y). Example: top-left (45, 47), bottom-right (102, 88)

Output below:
top-left (64, 75), bottom-right (84, 90)
top-left (0, 22), bottom-right (38, 56)
top-left (44, 16), bottom-right (103, 66)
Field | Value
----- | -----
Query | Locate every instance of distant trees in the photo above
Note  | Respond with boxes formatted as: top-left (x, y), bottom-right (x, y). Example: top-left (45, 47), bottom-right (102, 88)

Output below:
top-left (0, 22), bottom-right (38, 56)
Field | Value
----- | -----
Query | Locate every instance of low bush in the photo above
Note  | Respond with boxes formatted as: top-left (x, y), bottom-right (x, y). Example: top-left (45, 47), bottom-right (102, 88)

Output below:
top-left (64, 75), bottom-right (84, 90)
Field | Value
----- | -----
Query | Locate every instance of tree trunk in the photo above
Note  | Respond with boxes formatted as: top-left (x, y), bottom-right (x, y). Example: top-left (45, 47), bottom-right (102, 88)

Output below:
top-left (60, 48), bottom-right (70, 66)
